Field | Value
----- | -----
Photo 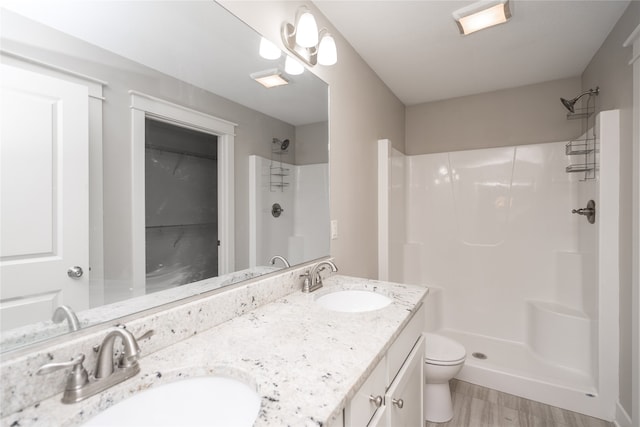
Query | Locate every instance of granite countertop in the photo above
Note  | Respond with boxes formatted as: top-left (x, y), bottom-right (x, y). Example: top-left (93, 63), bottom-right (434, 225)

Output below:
top-left (2, 275), bottom-right (427, 427)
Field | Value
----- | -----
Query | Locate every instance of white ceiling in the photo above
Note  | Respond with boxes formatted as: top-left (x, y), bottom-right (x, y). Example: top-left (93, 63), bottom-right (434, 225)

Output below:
top-left (315, 0), bottom-right (631, 105)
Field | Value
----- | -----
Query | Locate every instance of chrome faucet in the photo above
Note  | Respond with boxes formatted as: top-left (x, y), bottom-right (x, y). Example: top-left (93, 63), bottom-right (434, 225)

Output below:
top-left (303, 260), bottom-right (338, 292)
top-left (52, 305), bottom-right (81, 332)
top-left (269, 255), bottom-right (291, 268)
top-left (36, 326), bottom-right (153, 404)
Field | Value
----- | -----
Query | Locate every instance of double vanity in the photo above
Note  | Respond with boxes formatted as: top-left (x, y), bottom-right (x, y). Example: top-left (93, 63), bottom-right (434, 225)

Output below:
top-left (1, 262), bottom-right (428, 426)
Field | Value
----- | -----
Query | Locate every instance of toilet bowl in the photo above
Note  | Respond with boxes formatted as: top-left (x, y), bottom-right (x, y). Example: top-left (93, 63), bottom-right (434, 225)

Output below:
top-left (423, 332), bottom-right (466, 423)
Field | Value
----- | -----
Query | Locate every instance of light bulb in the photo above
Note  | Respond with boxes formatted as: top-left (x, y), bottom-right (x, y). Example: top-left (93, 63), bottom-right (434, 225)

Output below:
top-left (285, 56), bottom-right (304, 75)
top-left (317, 33), bottom-right (337, 66)
top-left (295, 9), bottom-right (318, 48)
top-left (259, 37), bottom-right (281, 60)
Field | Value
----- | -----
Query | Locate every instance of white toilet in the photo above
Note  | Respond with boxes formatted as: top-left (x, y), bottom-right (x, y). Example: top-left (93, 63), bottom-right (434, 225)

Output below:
top-left (423, 332), bottom-right (466, 423)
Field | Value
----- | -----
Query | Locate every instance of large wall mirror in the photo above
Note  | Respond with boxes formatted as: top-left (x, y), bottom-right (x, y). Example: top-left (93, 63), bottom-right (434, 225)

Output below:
top-left (0, 1), bottom-right (329, 353)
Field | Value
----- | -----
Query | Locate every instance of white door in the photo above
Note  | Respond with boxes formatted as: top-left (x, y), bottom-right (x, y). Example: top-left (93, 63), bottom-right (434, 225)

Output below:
top-left (0, 64), bottom-right (90, 331)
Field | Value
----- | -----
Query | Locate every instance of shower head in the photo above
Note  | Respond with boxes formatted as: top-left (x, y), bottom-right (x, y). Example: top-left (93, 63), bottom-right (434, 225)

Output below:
top-left (272, 138), bottom-right (290, 151)
top-left (560, 87), bottom-right (599, 113)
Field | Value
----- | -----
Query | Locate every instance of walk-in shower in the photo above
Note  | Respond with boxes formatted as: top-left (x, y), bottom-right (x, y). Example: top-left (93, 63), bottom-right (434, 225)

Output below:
top-left (378, 110), bottom-right (621, 420)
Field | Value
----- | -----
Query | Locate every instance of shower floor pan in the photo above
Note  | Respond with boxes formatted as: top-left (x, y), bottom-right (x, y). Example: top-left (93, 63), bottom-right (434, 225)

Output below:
top-left (438, 329), bottom-right (603, 420)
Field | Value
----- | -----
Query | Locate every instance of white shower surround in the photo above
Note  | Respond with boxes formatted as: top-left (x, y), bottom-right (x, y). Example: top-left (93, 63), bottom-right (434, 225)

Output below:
top-left (379, 110), bottom-right (620, 420)
top-left (249, 155), bottom-right (329, 268)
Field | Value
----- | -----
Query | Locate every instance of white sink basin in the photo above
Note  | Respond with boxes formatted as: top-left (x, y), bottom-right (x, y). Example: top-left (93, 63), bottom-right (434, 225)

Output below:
top-left (316, 290), bottom-right (392, 313)
top-left (83, 376), bottom-right (260, 427)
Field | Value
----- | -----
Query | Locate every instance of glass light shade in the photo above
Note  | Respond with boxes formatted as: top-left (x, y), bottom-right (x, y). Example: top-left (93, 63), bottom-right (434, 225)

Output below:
top-left (295, 10), bottom-right (319, 48)
top-left (285, 56), bottom-right (304, 75)
top-left (259, 37), bottom-right (281, 60)
top-left (317, 34), bottom-right (337, 66)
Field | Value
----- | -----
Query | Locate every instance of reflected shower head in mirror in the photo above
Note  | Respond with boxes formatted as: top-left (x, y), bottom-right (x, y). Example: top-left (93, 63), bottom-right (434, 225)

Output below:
top-left (272, 138), bottom-right (290, 151)
top-left (560, 87), bottom-right (599, 113)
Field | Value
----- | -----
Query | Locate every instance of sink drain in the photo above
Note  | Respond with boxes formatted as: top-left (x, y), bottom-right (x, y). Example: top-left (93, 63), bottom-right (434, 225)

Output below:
top-left (472, 352), bottom-right (487, 360)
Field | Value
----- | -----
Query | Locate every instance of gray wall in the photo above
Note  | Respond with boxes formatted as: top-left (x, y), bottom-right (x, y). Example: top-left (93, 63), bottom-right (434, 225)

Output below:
top-left (405, 77), bottom-right (583, 154)
top-left (582, 0), bottom-right (640, 417)
top-left (221, 1), bottom-right (406, 279)
top-left (295, 121), bottom-right (329, 165)
top-left (1, 11), bottom-right (298, 288)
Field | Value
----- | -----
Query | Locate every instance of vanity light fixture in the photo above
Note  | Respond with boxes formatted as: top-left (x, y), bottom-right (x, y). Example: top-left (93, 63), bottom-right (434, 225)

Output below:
top-left (285, 56), bottom-right (304, 75)
top-left (259, 37), bottom-right (281, 60)
top-left (452, 0), bottom-right (512, 35)
top-left (281, 6), bottom-right (338, 67)
top-left (250, 69), bottom-right (289, 88)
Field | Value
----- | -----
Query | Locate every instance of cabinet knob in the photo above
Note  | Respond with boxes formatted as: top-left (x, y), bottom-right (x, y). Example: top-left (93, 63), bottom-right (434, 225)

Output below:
top-left (392, 398), bottom-right (404, 409)
top-left (369, 395), bottom-right (383, 408)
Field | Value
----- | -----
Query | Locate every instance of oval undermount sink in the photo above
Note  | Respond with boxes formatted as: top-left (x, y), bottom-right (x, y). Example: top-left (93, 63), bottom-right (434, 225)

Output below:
top-left (83, 376), bottom-right (260, 427)
top-left (316, 290), bottom-right (392, 313)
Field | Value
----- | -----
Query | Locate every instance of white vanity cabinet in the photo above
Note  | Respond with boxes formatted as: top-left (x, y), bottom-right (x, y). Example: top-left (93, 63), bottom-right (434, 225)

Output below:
top-left (345, 304), bottom-right (425, 427)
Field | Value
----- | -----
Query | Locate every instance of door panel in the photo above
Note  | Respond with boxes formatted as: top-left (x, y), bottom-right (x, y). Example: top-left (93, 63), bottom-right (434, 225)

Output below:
top-left (385, 336), bottom-right (425, 426)
top-left (0, 64), bottom-right (90, 330)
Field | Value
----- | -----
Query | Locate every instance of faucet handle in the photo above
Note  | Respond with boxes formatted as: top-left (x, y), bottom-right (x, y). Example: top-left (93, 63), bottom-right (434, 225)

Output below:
top-left (37, 354), bottom-right (89, 392)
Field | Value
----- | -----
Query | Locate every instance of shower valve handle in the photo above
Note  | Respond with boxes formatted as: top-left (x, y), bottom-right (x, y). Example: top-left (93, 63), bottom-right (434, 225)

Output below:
top-left (571, 208), bottom-right (594, 215)
top-left (571, 200), bottom-right (596, 224)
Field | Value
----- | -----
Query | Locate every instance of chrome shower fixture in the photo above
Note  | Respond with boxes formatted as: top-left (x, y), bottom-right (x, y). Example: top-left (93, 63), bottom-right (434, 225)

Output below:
top-left (272, 138), bottom-right (290, 151)
top-left (560, 87), bottom-right (599, 113)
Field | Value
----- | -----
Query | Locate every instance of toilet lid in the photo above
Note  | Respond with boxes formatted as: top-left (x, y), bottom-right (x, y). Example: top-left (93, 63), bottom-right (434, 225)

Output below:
top-left (424, 333), bottom-right (466, 363)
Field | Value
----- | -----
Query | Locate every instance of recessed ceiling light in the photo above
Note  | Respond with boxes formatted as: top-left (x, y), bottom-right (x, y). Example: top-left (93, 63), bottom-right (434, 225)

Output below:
top-left (250, 69), bottom-right (289, 88)
top-left (453, 0), bottom-right (512, 35)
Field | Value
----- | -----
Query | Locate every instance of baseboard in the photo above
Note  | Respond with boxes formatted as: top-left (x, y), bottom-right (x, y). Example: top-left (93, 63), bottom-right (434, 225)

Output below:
top-left (614, 401), bottom-right (632, 427)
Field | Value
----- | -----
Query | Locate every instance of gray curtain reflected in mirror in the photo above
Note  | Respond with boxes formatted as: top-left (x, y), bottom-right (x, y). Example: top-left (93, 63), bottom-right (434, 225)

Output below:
top-left (145, 119), bottom-right (218, 294)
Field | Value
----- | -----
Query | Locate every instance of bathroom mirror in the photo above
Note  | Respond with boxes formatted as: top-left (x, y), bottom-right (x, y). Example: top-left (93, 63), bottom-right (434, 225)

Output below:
top-left (0, 1), bottom-right (329, 353)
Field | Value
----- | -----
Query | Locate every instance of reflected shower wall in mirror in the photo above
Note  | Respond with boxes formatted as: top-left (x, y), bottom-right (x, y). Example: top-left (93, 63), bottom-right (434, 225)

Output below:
top-left (0, 1), bottom-right (329, 353)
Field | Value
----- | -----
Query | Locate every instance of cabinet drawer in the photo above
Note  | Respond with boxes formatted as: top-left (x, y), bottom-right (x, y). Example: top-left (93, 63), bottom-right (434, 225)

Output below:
top-left (345, 357), bottom-right (386, 427)
top-left (387, 303), bottom-right (424, 384)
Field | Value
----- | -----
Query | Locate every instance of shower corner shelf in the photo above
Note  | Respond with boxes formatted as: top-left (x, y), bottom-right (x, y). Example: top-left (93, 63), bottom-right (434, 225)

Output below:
top-left (565, 110), bottom-right (593, 121)
top-left (565, 140), bottom-right (595, 156)
top-left (270, 137), bottom-right (290, 192)
top-left (563, 91), bottom-right (598, 181)
top-left (566, 164), bottom-right (594, 174)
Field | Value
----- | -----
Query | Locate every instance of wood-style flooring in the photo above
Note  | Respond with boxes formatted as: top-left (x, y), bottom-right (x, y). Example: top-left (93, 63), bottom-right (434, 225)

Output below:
top-left (425, 380), bottom-right (614, 427)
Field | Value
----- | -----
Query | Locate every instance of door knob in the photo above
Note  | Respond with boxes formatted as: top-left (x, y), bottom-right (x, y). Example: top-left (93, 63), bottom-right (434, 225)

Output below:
top-left (67, 266), bottom-right (83, 279)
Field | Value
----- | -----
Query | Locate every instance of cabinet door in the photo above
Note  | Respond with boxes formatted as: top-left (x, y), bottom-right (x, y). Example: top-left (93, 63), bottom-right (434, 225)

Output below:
top-left (367, 403), bottom-right (388, 427)
top-left (385, 336), bottom-right (425, 427)
top-left (345, 357), bottom-right (386, 427)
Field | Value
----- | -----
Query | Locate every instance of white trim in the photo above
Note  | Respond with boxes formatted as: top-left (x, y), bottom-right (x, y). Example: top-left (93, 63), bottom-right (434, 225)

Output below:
top-left (129, 90), bottom-right (236, 135)
top-left (622, 24), bottom-right (640, 48)
top-left (597, 110), bottom-right (621, 421)
top-left (378, 139), bottom-right (391, 281)
top-left (624, 22), bottom-right (640, 427)
top-left (614, 401), bottom-right (632, 427)
top-left (130, 92), bottom-right (236, 289)
top-left (1, 49), bottom-right (107, 99)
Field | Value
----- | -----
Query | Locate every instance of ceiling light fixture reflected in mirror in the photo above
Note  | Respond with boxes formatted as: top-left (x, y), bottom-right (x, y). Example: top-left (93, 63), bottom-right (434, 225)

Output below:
top-left (250, 69), bottom-right (289, 88)
top-left (453, 0), bottom-right (512, 35)
top-left (281, 6), bottom-right (338, 67)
